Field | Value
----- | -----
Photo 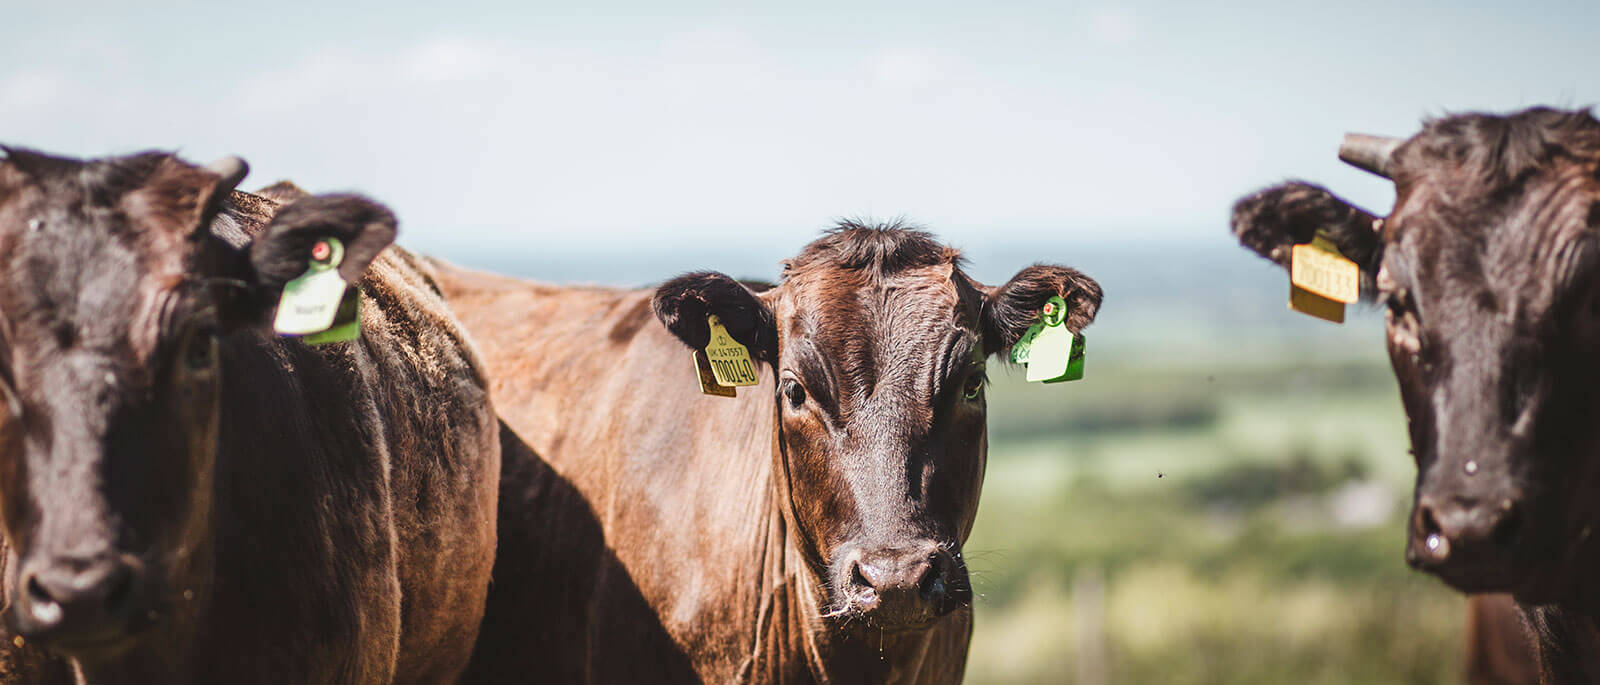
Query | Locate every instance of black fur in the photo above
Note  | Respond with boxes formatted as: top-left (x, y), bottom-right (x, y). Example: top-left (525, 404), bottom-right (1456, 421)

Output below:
top-left (652, 272), bottom-right (777, 363)
top-left (249, 194), bottom-right (397, 289)
top-left (980, 264), bottom-right (1103, 353)
top-left (1230, 182), bottom-right (1383, 299)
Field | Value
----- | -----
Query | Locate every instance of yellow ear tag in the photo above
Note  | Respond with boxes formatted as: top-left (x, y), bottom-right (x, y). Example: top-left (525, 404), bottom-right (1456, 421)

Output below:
top-left (1289, 236), bottom-right (1359, 323)
top-left (693, 350), bottom-right (737, 397)
top-left (702, 314), bottom-right (759, 388)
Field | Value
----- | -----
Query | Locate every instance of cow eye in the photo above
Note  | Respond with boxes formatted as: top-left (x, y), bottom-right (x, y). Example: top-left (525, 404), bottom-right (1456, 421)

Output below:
top-left (781, 379), bottom-right (806, 409)
top-left (183, 326), bottom-right (219, 371)
top-left (962, 373), bottom-right (984, 400)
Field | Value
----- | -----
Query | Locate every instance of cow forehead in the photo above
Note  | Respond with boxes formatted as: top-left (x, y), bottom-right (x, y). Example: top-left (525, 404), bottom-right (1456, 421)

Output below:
top-left (0, 190), bottom-right (188, 370)
top-left (781, 263), bottom-right (972, 341)
top-left (778, 264), bottom-right (977, 400)
top-left (1391, 170), bottom-right (1599, 318)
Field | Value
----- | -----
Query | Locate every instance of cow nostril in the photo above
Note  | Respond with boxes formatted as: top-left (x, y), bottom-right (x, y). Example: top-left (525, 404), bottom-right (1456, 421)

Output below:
top-left (917, 555), bottom-right (942, 600)
top-left (23, 575), bottom-right (63, 628)
top-left (849, 561), bottom-right (877, 601)
top-left (1416, 502), bottom-right (1450, 560)
top-left (26, 574), bottom-right (54, 605)
top-left (1492, 502), bottom-right (1522, 548)
top-left (103, 565), bottom-right (136, 616)
top-left (1418, 503), bottom-right (1441, 537)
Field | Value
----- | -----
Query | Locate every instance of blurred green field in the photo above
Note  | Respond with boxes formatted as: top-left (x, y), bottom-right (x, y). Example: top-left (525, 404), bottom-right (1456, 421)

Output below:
top-left (964, 335), bottom-right (1468, 685)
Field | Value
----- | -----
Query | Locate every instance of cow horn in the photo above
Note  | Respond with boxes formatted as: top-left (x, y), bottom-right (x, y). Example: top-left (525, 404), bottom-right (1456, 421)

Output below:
top-left (1338, 134), bottom-right (1402, 179)
top-left (204, 156), bottom-right (250, 194)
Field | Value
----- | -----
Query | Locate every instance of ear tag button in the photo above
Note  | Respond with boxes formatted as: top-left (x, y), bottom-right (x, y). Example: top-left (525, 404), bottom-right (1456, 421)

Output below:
top-left (274, 237), bottom-right (359, 342)
top-left (1011, 295), bottom-right (1085, 383)
top-left (1289, 235), bottom-right (1358, 323)
top-left (703, 315), bottom-right (760, 387)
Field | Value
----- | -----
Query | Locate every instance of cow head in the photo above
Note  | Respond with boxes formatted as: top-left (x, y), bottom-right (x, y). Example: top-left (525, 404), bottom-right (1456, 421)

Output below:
top-left (1231, 107), bottom-right (1600, 600)
top-left (653, 223), bottom-right (1101, 630)
top-left (0, 149), bottom-right (396, 657)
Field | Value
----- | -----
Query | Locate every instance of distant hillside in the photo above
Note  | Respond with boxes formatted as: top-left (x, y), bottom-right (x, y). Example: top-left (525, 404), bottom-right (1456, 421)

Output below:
top-left (430, 235), bottom-right (1387, 363)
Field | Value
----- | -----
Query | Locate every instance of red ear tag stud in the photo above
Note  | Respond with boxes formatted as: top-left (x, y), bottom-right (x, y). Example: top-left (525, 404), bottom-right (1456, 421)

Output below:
top-left (311, 240), bottom-right (333, 264)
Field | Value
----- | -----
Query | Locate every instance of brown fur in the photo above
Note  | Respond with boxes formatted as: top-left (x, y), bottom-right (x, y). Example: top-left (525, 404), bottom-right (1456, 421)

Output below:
top-left (444, 224), bottom-right (1102, 684)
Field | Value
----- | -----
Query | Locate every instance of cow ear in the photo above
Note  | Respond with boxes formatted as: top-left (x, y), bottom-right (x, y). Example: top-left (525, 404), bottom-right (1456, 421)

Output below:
top-left (652, 272), bottom-right (777, 364)
top-left (248, 194), bottom-right (397, 293)
top-left (980, 265), bottom-right (1103, 356)
top-left (209, 193), bottom-right (397, 327)
top-left (1231, 181), bottom-right (1385, 279)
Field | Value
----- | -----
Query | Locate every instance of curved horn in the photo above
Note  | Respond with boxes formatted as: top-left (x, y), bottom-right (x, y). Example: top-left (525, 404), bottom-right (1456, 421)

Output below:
top-left (1338, 134), bottom-right (1402, 179)
top-left (203, 155), bottom-right (250, 194)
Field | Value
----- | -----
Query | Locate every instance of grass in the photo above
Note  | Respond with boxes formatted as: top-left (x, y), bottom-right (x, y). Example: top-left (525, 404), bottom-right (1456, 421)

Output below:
top-left (961, 343), bottom-right (1467, 685)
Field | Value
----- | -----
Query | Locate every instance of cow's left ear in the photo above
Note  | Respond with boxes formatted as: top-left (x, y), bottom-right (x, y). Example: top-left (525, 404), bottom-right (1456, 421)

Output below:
top-left (980, 265), bottom-right (1103, 356)
top-left (653, 272), bottom-right (777, 364)
top-left (213, 194), bottom-right (396, 326)
top-left (1232, 182), bottom-right (1384, 283)
top-left (249, 194), bottom-right (397, 290)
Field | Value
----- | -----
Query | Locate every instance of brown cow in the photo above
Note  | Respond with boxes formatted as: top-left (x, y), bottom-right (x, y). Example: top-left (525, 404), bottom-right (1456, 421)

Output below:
top-left (1230, 107), bottom-right (1600, 683)
top-left (0, 148), bottom-right (500, 683)
top-left (1468, 594), bottom-right (1539, 685)
top-left (442, 223), bottom-right (1102, 684)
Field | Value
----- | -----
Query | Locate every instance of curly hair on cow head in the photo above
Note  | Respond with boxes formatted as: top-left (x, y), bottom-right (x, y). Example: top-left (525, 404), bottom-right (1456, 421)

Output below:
top-left (782, 219), bottom-right (963, 280)
top-left (1407, 107), bottom-right (1600, 191)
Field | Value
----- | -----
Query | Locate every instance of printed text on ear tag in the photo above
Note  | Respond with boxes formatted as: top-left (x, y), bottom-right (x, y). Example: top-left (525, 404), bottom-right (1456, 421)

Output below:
top-left (703, 315), bottom-right (759, 387)
top-left (1289, 235), bottom-right (1358, 323)
top-left (1010, 295), bottom-right (1085, 383)
top-left (693, 350), bottom-right (737, 398)
top-left (274, 237), bottom-right (355, 340)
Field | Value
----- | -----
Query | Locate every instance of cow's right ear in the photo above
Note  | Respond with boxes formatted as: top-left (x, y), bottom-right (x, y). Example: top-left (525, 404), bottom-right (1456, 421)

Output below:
top-left (213, 194), bottom-right (397, 326)
top-left (1231, 182), bottom-right (1385, 281)
top-left (652, 272), bottom-right (777, 364)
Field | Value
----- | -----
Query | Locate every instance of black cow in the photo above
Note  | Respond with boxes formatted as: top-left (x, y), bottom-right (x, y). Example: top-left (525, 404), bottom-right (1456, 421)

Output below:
top-left (1231, 107), bottom-right (1600, 683)
top-left (0, 149), bottom-right (500, 683)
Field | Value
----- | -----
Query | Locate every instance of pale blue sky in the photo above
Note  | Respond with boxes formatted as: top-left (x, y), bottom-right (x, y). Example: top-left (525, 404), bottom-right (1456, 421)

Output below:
top-left (4, 0), bottom-right (1596, 256)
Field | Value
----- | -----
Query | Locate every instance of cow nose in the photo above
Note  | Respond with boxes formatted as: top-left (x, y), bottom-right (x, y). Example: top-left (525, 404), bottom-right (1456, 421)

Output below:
top-left (843, 545), bottom-right (967, 626)
top-left (1411, 495), bottom-right (1522, 566)
top-left (16, 555), bottom-right (141, 646)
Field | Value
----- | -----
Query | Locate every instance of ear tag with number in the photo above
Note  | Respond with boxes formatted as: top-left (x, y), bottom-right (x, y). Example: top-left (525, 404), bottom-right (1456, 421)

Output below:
top-left (1009, 295), bottom-right (1085, 383)
top-left (693, 350), bottom-right (738, 397)
top-left (274, 237), bottom-right (360, 343)
top-left (1288, 235), bottom-right (1359, 324)
top-left (699, 315), bottom-right (759, 394)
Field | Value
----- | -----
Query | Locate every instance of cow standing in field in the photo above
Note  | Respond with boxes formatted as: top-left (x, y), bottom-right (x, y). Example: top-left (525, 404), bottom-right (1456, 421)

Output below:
top-left (0, 148), bottom-right (500, 683)
top-left (439, 224), bottom-right (1101, 684)
top-left (1230, 107), bottom-right (1600, 683)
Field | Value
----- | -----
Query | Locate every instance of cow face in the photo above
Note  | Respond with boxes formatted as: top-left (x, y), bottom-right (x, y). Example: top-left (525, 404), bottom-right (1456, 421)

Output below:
top-left (654, 224), bottom-right (1101, 630)
top-left (0, 149), bottom-right (395, 657)
top-left (1231, 108), bottom-right (1600, 599)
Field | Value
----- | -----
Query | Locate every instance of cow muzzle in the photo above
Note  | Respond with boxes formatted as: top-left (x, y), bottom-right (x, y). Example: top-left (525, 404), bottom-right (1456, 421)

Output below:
top-left (10, 552), bottom-right (149, 656)
top-left (1407, 492), bottom-right (1526, 591)
top-left (831, 542), bottom-right (969, 630)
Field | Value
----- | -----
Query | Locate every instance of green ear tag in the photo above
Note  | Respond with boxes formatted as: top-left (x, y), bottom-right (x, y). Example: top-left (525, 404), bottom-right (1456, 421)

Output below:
top-left (274, 237), bottom-right (358, 343)
top-left (302, 289), bottom-right (361, 344)
top-left (1013, 295), bottom-right (1085, 383)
